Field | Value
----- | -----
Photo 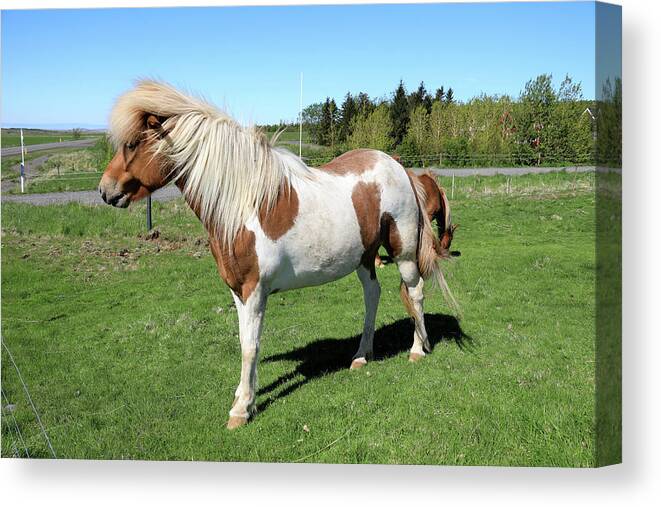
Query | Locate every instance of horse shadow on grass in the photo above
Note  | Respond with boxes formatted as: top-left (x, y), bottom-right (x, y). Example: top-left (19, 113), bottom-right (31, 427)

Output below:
top-left (256, 313), bottom-right (471, 413)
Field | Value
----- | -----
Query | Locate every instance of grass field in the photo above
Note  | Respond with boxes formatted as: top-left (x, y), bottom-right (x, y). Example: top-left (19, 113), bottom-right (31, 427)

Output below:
top-left (265, 129), bottom-right (311, 144)
top-left (4, 149), bottom-right (103, 194)
top-left (7, 173), bottom-right (103, 194)
top-left (1, 130), bottom-right (102, 148)
top-left (1, 172), bottom-right (597, 465)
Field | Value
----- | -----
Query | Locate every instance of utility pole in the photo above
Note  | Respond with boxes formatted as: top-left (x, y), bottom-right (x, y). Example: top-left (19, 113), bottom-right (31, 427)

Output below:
top-left (146, 195), bottom-right (152, 231)
top-left (19, 129), bottom-right (26, 193)
top-left (299, 72), bottom-right (303, 158)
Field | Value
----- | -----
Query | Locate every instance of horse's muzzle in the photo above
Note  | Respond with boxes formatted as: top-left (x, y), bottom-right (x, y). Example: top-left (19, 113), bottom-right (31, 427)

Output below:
top-left (98, 178), bottom-right (130, 208)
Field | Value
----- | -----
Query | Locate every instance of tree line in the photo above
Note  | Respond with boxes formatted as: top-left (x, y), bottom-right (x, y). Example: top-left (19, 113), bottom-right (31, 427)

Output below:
top-left (282, 75), bottom-right (621, 167)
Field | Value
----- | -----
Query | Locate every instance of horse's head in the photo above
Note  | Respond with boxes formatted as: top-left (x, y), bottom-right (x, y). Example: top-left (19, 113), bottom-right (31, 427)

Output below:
top-left (99, 114), bottom-right (171, 208)
top-left (440, 223), bottom-right (459, 251)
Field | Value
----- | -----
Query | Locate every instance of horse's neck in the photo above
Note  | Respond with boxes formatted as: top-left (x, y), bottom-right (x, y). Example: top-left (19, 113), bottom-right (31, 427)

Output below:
top-left (172, 145), bottom-right (298, 239)
top-left (174, 173), bottom-right (203, 222)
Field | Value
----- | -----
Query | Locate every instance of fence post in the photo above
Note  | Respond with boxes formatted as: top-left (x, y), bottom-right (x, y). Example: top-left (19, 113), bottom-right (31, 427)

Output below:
top-left (146, 195), bottom-right (153, 231)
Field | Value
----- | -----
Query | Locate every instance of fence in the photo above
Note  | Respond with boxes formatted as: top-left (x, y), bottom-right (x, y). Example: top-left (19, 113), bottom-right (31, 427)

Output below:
top-left (299, 151), bottom-right (595, 168)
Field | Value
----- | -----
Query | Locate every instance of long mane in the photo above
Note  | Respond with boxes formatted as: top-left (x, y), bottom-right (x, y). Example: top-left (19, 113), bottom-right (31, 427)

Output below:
top-left (108, 80), bottom-right (311, 243)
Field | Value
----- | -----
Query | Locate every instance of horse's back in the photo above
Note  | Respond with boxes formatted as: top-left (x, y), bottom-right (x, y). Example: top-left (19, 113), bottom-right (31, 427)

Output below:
top-left (254, 149), bottom-right (420, 292)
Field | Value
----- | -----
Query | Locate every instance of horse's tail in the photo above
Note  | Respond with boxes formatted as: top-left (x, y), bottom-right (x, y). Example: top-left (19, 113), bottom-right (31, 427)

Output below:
top-left (410, 175), bottom-right (462, 318)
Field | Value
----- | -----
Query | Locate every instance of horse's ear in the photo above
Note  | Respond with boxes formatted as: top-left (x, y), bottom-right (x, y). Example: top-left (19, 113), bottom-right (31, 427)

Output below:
top-left (145, 114), bottom-right (162, 130)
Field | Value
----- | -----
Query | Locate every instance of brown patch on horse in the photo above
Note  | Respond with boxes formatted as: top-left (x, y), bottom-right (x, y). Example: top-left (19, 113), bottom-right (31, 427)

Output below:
top-left (441, 224), bottom-right (458, 251)
top-left (321, 149), bottom-right (379, 175)
top-left (416, 173), bottom-right (443, 222)
top-left (351, 181), bottom-right (382, 277)
top-left (380, 212), bottom-right (402, 258)
top-left (209, 228), bottom-right (260, 303)
top-left (258, 184), bottom-right (299, 241)
top-left (407, 171), bottom-right (455, 254)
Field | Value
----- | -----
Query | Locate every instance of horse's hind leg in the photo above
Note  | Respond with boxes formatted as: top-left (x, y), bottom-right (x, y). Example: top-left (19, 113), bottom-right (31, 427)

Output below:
top-left (227, 289), bottom-right (266, 429)
top-left (397, 260), bottom-right (431, 362)
top-left (351, 265), bottom-right (381, 370)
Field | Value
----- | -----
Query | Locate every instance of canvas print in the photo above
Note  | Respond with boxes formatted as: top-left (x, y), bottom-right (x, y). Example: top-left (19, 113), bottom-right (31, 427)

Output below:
top-left (1, 1), bottom-right (621, 466)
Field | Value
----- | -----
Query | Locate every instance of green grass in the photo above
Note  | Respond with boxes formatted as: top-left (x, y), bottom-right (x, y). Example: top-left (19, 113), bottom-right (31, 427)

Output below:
top-left (7, 173), bottom-right (103, 194)
top-left (1, 172), bottom-right (597, 465)
top-left (265, 129), bottom-right (310, 144)
top-left (2, 147), bottom-right (94, 182)
top-left (3, 146), bottom-right (107, 194)
top-left (1, 131), bottom-right (101, 148)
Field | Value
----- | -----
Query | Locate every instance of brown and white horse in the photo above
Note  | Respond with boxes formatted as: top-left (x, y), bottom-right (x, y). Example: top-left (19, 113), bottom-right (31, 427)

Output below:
top-left (374, 171), bottom-right (457, 268)
top-left (99, 81), bottom-right (458, 429)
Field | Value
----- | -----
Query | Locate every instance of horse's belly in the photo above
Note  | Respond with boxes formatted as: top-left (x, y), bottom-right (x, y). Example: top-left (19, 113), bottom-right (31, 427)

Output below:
top-left (255, 197), bottom-right (364, 292)
top-left (268, 234), bottom-right (363, 291)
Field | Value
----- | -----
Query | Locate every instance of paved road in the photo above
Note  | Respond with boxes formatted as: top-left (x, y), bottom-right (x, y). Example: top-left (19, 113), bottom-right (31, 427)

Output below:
top-left (2, 184), bottom-right (181, 206)
top-left (1, 138), bottom-right (97, 157)
top-left (1, 166), bottom-right (611, 207)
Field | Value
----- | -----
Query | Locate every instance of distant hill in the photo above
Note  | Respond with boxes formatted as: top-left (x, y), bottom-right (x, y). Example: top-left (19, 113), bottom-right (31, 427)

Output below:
top-left (1, 124), bottom-right (107, 132)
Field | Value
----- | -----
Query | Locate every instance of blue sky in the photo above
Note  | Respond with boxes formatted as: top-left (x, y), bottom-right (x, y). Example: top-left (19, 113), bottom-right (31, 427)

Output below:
top-left (2, 2), bottom-right (601, 128)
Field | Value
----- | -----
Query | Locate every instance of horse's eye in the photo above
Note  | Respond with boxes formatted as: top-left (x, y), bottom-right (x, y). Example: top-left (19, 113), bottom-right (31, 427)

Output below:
top-left (126, 140), bottom-right (139, 150)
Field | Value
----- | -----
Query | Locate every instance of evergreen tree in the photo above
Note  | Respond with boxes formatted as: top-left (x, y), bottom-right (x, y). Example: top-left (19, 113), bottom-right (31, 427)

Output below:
top-left (319, 98), bottom-right (332, 146)
top-left (445, 87), bottom-right (455, 105)
top-left (434, 86), bottom-right (445, 103)
top-left (327, 98), bottom-right (340, 147)
top-left (391, 80), bottom-right (410, 146)
top-left (423, 92), bottom-right (433, 114)
top-left (356, 92), bottom-right (374, 117)
top-left (339, 92), bottom-right (357, 142)
top-left (408, 81), bottom-right (431, 113)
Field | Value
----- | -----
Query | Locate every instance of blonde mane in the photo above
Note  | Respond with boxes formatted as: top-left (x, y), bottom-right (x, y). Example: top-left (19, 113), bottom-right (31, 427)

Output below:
top-left (109, 80), bottom-right (311, 243)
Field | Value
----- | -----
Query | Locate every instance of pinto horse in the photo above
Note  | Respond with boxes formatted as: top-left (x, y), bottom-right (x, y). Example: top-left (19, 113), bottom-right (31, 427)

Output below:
top-left (99, 81), bottom-right (458, 429)
top-left (374, 171), bottom-right (457, 268)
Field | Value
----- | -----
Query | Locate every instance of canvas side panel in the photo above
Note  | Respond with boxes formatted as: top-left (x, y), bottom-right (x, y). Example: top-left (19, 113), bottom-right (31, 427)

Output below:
top-left (595, 1), bottom-right (622, 467)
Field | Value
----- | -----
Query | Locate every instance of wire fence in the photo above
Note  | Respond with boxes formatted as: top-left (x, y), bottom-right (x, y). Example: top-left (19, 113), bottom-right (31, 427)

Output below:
top-left (299, 151), bottom-right (595, 168)
top-left (1, 387), bottom-right (30, 458)
top-left (2, 339), bottom-right (57, 458)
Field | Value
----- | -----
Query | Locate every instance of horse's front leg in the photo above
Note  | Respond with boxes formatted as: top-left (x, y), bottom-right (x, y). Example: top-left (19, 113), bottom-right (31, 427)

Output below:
top-left (227, 288), bottom-right (266, 430)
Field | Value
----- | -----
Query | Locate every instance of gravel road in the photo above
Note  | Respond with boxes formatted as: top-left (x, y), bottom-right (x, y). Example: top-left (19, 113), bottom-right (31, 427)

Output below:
top-left (2, 166), bottom-right (612, 207)
top-left (1, 138), bottom-right (97, 157)
top-left (2, 184), bottom-right (181, 206)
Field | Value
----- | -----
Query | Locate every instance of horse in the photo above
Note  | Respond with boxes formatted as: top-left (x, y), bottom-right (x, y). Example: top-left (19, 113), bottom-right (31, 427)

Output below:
top-left (374, 171), bottom-right (457, 268)
top-left (99, 80), bottom-right (458, 429)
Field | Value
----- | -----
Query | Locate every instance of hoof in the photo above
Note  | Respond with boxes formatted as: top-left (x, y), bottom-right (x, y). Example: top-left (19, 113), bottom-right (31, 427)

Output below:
top-left (227, 416), bottom-right (248, 430)
top-left (350, 358), bottom-right (367, 370)
top-left (409, 352), bottom-right (424, 363)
